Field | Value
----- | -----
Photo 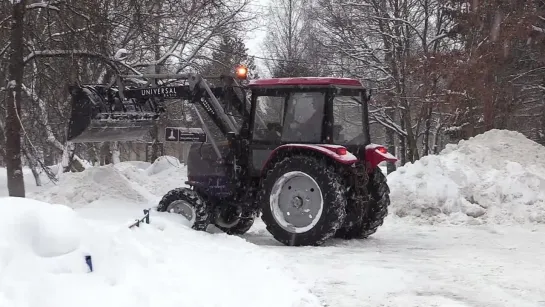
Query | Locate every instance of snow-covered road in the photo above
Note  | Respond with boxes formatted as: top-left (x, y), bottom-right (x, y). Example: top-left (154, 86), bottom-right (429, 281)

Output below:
top-left (245, 219), bottom-right (545, 307)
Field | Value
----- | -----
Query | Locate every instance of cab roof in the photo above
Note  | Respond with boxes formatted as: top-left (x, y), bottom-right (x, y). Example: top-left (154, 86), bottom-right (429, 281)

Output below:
top-left (248, 77), bottom-right (364, 88)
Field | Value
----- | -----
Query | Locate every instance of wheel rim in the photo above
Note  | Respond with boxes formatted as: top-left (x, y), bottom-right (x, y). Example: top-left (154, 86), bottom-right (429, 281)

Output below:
top-left (167, 200), bottom-right (196, 227)
top-left (269, 171), bottom-right (324, 233)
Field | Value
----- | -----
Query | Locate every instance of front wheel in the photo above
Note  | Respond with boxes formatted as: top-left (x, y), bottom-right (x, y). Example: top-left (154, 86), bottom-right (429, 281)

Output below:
top-left (258, 155), bottom-right (347, 246)
top-left (157, 187), bottom-right (212, 231)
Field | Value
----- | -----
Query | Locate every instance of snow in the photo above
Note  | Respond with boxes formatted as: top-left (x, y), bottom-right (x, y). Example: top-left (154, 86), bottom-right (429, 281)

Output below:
top-left (144, 155), bottom-right (181, 176)
top-left (246, 220), bottom-right (545, 307)
top-left (114, 48), bottom-right (129, 61)
top-left (27, 157), bottom-right (187, 207)
top-left (0, 197), bottom-right (82, 258)
top-left (388, 129), bottom-right (545, 225)
top-left (29, 164), bottom-right (153, 206)
top-left (0, 198), bottom-right (321, 307)
top-left (1, 129), bottom-right (545, 306)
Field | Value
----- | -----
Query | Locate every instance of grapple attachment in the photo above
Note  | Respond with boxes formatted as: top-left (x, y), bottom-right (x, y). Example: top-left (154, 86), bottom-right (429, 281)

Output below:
top-left (66, 85), bottom-right (163, 142)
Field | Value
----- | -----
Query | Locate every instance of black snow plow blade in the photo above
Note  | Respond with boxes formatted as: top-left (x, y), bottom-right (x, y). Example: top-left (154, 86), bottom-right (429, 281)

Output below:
top-left (66, 85), bottom-right (162, 143)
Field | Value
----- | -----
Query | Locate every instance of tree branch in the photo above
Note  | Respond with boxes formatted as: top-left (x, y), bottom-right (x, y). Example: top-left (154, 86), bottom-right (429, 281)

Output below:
top-left (26, 2), bottom-right (60, 11)
top-left (0, 43), bottom-right (10, 58)
top-left (23, 50), bottom-right (119, 72)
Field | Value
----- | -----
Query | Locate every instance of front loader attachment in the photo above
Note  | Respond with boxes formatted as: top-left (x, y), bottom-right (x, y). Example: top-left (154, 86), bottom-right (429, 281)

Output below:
top-left (65, 72), bottom-right (247, 147)
top-left (66, 85), bottom-right (162, 143)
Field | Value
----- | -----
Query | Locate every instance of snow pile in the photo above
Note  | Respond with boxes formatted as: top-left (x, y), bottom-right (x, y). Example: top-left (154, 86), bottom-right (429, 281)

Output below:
top-left (145, 155), bottom-right (182, 176)
top-left (0, 197), bottom-right (83, 258)
top-left (28, 156), bottom-right (188, 207)
top-left (388, 129), bottom-right (545, 225)
top-left (0, 197), bottom-right (321, 307)
top-left (136, 156), bottom-right (188, 196)
top-left (28, 165), bottom-right (153, 207)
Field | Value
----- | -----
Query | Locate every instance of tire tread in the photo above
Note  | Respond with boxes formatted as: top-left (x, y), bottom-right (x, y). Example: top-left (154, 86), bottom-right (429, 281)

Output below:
top-left (157, 187), bottom-right (212, 231)
top-left (258, 155), bottom-right (347, 246)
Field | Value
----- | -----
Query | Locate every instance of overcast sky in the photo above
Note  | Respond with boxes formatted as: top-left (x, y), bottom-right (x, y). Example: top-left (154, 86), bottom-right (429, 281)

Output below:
top-left (244, 0), bottom-right (271, 76)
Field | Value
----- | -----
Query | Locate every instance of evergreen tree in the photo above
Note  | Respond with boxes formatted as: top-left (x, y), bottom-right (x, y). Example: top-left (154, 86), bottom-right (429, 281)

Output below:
top-left (201, 33), bottom-right (259, 80)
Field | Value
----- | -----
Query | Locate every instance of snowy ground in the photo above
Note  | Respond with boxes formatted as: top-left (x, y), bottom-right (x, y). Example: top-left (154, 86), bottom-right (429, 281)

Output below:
top-left (1, 130), bottom-right (545, 306)
top-left (247, 219), bottom-right (545, 307)
top-left (0, 199), bottom-right (321, 307)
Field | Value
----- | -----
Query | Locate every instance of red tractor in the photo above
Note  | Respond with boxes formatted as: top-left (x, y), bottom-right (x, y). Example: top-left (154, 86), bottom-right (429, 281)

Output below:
top-left (67, 69), bottom-right (397, 246)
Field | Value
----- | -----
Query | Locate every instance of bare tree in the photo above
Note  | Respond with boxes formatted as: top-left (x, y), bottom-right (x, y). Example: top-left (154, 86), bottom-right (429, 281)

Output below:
top-left (264, 0), bottom-right (318, 77)
top-left (311, 0), bottom-right (456, 167)
top-left (0, 0), bottom-right (254, 196)
top-left (440, 0), bottom-right (545, 146)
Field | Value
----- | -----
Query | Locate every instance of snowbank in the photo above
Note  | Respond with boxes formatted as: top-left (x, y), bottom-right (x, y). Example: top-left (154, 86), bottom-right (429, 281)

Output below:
top-left (137, 156), bottom-right (189, 196)
top-left (0, 197), bottom-right (321, 307)
top-left (388, 129), bottom-right (545, 225)
top-left (145, 155), bottom-right (182, 176)
top-left (27, 156), bottom-right (188, 207)
top-left (28, 165), bottom-right (153, 207)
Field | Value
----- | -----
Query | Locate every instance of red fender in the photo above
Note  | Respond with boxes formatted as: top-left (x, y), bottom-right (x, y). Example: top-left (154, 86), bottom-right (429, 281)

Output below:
top-left (261, 144), bottom-right (358, 175)
top-left (365, 143), bottom-right (397, 172)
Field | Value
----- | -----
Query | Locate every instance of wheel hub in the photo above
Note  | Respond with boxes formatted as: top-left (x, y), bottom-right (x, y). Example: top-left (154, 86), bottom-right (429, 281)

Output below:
top-left (167, 200), bottom-right (195, 225)
top-left (290, 196), bottom-right (304, 208)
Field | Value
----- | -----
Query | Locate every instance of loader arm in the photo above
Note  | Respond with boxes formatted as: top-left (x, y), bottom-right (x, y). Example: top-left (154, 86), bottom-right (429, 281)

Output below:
top-left (67, 74), bottom-right (250, 152)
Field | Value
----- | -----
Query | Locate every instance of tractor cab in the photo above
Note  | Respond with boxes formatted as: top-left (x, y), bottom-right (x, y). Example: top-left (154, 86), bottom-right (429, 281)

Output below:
top-left (235, 77), bottom-right (376, 177)
top-left (247, 77), bottom-right (371, 151)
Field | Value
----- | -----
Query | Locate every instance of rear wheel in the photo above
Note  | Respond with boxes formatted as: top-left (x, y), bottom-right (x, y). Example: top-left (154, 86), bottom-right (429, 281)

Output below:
top-left (258, 155), bottom-right (347, 246)
top-left (335, 167), bottom-right (390, 239)
top-left (157, 187), bottom-right (212, 231)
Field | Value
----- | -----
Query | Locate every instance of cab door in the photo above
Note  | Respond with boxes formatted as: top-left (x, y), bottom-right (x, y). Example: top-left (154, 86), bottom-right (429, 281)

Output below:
top-left (248, 91), bottom-right (287, 176)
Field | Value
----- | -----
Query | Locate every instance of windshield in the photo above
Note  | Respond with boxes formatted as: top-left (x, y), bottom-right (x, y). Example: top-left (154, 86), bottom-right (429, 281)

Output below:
top-left (252, 95), bottom-right (284, 142)
top-left (252, 91), bottom-right (326, 143)
top-left (332, 95), bottom-right (367, 145)
top-left (252, 91), bottom-right (367, 145)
